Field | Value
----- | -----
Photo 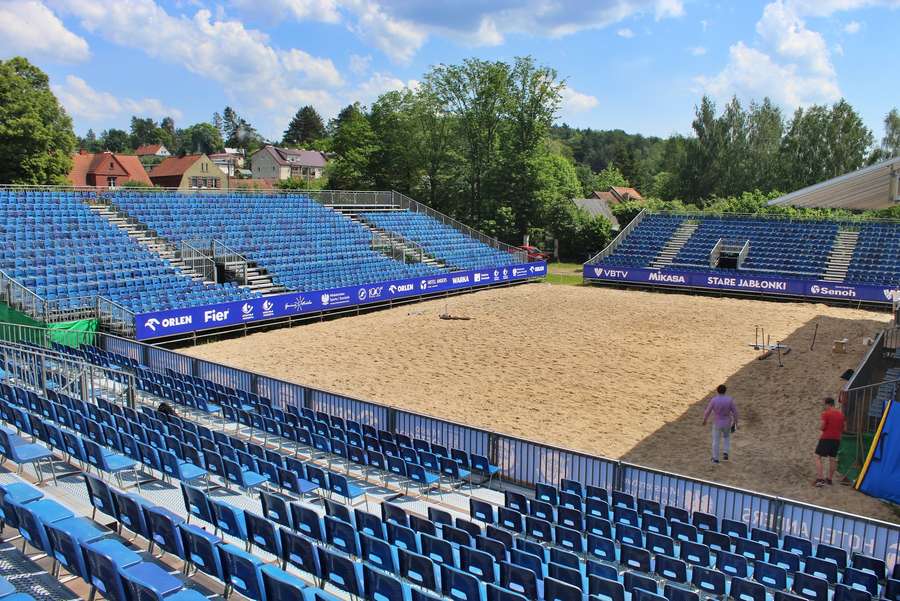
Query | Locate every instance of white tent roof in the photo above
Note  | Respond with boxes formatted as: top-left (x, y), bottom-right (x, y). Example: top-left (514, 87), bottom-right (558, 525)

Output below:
top-left (768, 157), bottom-right (900, 210)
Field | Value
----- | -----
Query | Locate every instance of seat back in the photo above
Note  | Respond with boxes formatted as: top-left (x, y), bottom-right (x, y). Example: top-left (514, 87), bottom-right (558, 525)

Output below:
top-left (363, 563), bottom-right (405, 601)
top-left (178, 523), bottom-right (224, 580)
top-left (221, 543), bottom-right (266, 601)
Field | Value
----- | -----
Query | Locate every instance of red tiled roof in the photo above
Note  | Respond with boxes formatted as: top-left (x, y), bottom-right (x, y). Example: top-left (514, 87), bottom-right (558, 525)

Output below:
top-left (67, 151), bottom-right (151, 187)
top-left (610, 186), bottom-right (643, 201)
top-left (135, 144), bottom-right (163, 156)
top-left (149, 155), bottom-right (202, 179)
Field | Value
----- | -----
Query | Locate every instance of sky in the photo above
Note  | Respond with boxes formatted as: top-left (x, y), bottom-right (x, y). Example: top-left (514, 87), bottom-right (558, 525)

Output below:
top-left (1, 0), bottom-right (899, 142)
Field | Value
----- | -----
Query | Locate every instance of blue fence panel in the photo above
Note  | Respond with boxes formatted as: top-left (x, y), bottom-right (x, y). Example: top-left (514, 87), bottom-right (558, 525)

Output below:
top-left (101, 335), bottom-right (142, 363)
top-left (145, 346), bottom-right (192, 377)
top-left (620, 464), bottom-right (773, 530)
top-left (779, 500), bottom-right (900, 567)
top-left (195, 360), bottom-right (252, 393)
top-left (494, 436), bottom-right (616, 489)
top-left (255, 376), bottom-right (306, 413)
top-left (395, 412), bottom-right (489, 456)
top-left (310, 390), bottom-right (389, 430)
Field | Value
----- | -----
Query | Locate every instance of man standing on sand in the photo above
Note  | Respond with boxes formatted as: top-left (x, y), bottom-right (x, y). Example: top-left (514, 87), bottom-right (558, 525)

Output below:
top-left (703, 384), bottom-right (738, 464)
top-left (815, 397), bottom-right (845, 487)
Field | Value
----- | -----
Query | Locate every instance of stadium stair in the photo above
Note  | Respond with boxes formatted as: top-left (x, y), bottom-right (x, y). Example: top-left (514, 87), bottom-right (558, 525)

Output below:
top-left (336, 209), bottom-right (449, 270)
top-left (88, 202), bottom-right (213, 285)
top-left (823, 228), bottom-right (860, 282)
top-left (651, 221), bottom-right (699, 268)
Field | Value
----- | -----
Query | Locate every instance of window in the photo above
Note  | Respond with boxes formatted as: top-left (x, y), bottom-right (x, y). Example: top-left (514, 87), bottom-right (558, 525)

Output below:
top-left (107, 177), bottom-right (117, 188)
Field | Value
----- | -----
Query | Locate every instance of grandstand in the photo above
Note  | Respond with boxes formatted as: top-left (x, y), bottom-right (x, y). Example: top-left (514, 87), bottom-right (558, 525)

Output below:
top-left (0, 187), bottom-right (537, 340)
top-left (584, 211), bottom-right (900, 303)
top-left (0, 327), bottom-right (895, 601)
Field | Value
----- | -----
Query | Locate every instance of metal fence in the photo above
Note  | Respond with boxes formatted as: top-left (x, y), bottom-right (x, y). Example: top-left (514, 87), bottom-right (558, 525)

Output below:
top-left (586, 209), bottom-right (646, 265)
top-left (179, 241), bottom-right (217, 283)
top-left (1, 322), bottom-right (894, 565)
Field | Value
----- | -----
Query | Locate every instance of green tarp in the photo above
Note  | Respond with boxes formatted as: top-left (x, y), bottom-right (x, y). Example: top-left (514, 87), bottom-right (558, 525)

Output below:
top-left (838, 431), bottom-right (874, 481)
top-left (0, 303), bottom-right (97, 348)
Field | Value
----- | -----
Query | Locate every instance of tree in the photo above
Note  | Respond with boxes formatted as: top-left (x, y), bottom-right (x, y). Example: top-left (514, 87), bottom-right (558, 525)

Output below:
top-left (80, 129), bottom-right (101, 152)
top-left (283, 105), bottom-right (326, 146)
top-left (219, 106), bottom-right (264, 153)
top-left (99, 128), bottom-right (130, 153)
top-left (158, 116), bottom-right (176, 150)
top-left (328, 102), bottom-right (378, 189)
top-left (876, 108), bottom-right (900, 161)
top-left (130, 116), bottom-right (161, 148)
top-left (177, 123), bottom-right (224, 155)
top-left (594, 164), bottom-right (629, 190)
top-left (0, 56), bottom-right (77, 184)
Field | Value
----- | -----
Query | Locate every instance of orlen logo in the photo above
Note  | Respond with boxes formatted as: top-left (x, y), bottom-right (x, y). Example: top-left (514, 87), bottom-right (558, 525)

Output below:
top-left (810, 284), bottom-right (856, 298)
top-left (389, 283), bottom-right (414, 294)
top-left (144, 315), bottom-right (191, 331)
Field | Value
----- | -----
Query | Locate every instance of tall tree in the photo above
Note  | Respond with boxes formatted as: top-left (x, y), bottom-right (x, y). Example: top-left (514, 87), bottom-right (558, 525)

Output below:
top-left (219, 106), bottom-right (263, 152)
top-left (158, 116), bottom-right (176, 150)
top-left (80, 129), bottom-right (100, 152)
top-left (746, 98), bottom-right (784, 191)
top-left (876, 108), bottom-right (900, 161)
top-left (129, 116), bottom-right (160, 148)
top-left (100, 128), bottom-right (130, 153)
top-left (177, 123), bottom-right (224, 155)
top-left (283, 105), bottom-right (326, 146)
top-left (0, 56), bottom-right (76, 184)
top-left (328, 103), bottom-right (378, 189)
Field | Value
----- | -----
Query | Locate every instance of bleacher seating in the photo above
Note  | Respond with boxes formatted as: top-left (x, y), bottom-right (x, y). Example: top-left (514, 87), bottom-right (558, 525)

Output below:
top-left (358, 211), bottom-right (517, 270)
top-left (112, 192), bottom-right (442, 292)
top-left (0, 338), bottom-right (895, 601)
top-left (0, 189), bottom-right (254, 314)
top-left (593, 212), bottom-right (900, 287)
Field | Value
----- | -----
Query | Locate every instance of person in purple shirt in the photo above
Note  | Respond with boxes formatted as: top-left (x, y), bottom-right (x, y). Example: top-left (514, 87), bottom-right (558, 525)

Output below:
top-left (703, 384), bottom-right (738, 464)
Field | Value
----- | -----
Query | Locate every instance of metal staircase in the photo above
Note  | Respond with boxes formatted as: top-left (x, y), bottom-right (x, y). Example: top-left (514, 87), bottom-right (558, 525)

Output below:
top-left (332, 208), bottom-right (448, 270)
top-left (823, 228), bottom-right (859, 282)
top-left (651, 220), bottom-right (699, 268)
top-left (88, 202), bottom-right (286, 296)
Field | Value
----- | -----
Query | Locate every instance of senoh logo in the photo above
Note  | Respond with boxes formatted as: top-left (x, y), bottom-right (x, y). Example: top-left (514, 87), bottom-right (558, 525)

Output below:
top-left (810, 284), bottom-right (856, 298)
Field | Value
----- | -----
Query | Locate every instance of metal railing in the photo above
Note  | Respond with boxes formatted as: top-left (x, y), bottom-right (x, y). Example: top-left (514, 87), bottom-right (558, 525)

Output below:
top-left (738, 240), bottom-right (751, 268)
top-left (709, 238), bottom-right (722, 268)
top-left (0, 268), bottom-right (48, 320)
top-left (210, 240), bottom-right (249, 285)
top-left (96, 297), bottom-right (136, 337)
top-left (392, 191), bottom-right (527, 263)
top-left (1, 319), bottom-right (896, 566)
top-left (586, 209), bottom-right (646, 265)
top-left (309, 190), bottom-right (395, 207)
top-left (179, 241), bottom-right (217, 283)
top-left (370, 230), bottom-right (427, 264)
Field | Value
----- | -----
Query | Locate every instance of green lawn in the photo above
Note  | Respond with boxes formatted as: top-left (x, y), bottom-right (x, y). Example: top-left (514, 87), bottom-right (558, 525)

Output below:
top-left (545, 262), bottom-right (585, 285)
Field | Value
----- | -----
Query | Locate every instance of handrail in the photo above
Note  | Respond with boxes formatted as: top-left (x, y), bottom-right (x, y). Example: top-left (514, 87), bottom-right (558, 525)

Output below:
top-left (391, 191), bottom-right (527, 263)
top-left (586, 209), bottom-right (646, 265)
top-left (179, 241), bottom-right (217, 283)
top-left (738, 240), bottom-right (751, 268)
top-left (0, 268), bottom-right (48, 321)
top-left (210, 239), bottom-right (249, 285)
top-left (709, 238), bottom-right (723, 268)
top-left (96, 297), bottom-right (136, 336)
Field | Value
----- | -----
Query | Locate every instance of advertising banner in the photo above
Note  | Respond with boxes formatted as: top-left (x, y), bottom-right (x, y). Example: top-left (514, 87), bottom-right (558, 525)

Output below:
top-left (583, 265), bottom-right (900, 304)
top-left (136, 261), bottom-right (546, 340)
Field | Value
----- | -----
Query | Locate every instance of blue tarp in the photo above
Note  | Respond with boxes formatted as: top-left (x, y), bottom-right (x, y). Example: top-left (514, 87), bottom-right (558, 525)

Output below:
top-left (856, 399), bottom-right (900, 504)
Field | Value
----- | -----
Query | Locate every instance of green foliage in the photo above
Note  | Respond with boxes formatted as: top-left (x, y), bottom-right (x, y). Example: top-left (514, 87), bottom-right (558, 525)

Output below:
top-left (328, 102), bottom-right (378, 189)
top-left (99, 128), bottom-right (130, 153)
top-left (594, 164), bottom-right (629, 190)
top-left (120, 180), bottom-right (153, 188)
top-left (283, 105), bottom-right (326, 147)
top-left (177, 123), bottom-right (224, 155)
top-left (218, 106), bottom-right (264, 154)
top-left (0, 57), bottom-right (77, 184)
top-left (275, 176), bottom-right (329, 191)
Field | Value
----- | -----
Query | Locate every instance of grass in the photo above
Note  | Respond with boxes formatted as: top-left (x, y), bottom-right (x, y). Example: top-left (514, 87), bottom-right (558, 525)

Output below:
top-left (545, 262), bottom-right (585, 286)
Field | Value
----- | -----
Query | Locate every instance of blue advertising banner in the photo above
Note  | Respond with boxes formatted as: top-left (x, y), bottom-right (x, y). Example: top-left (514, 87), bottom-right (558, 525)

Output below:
top-left (583, 264), bottom-right (900, 304)
top-left (135, 261), bottom-right (546, 340)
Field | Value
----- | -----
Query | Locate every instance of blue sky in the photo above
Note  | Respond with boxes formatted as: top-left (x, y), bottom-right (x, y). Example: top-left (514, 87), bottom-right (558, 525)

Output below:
top-left (2, 0), bottom-right (898, 142)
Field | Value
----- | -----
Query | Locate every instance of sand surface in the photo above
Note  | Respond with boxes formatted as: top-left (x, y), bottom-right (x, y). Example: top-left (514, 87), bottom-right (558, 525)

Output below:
top-left (183, 284), bottom-right (897, 522)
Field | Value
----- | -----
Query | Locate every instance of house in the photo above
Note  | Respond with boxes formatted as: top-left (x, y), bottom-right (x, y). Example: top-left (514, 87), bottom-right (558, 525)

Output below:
top-left (67, 150), bottom-right (152, 189)
top-left (209, 152), bottom-right (238, 177)
top-left (249, 145), bottom-right (327, 181)
top-left (149, 154), bottom-right (228, 190)
top-left (134, 144), bottom-right (171, 158)
top-left (572, 197), bottom-right (620, 230)
top-left (592, 186), bottom-right (643, 205)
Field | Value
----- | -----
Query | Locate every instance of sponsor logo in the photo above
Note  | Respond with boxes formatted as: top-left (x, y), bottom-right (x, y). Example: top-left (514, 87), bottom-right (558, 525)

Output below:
top-left (883, 289), bottom-right (900, 301)
top-left (707, 276), bottom-right (787, 291)
top-left (593, 268), bottom-right (629, 279)
top-left (283, 296), bottom-right (312, 311)
top-left (390, 283), bottom-right (414, 294)
top-left (452, 275), bottom-right (470, 284)
top-left (144, 315), bottom-right (192, 332)
top-left (241, 302), bottom-right (254, 320)
top-left (321, 293), bottom-right (330, 306)
top-left (358, 288), bottom-right (368, 301)
top-left (367, 286), bottom-right (384, 299)
top-left (262, 300), bottom-right (275, 316)
top-left (502, 269), bottom-right (509, 279)
top-left (203, 309), bottom-right (230, 323)
top-left (512, 268), bottom-right (527, 277)
top-left (493, 270), bottom-right (499, 279)
top-left (529, 265), bottom-right (546, 274)
top-left (419, 280), bottom-right (428, 291)
top-left (810, 284), bottom-right (857, 298)
top-left (648, 271), bottom-right (686, 284)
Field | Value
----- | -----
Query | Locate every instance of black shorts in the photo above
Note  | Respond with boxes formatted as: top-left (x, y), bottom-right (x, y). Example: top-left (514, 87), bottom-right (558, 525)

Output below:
top-left (815, 439), bottom-right (840, 457)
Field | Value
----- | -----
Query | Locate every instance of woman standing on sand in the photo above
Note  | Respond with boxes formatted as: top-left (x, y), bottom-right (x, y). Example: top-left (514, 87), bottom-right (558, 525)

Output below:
top-left (703, 384), bottom-right (738, 464)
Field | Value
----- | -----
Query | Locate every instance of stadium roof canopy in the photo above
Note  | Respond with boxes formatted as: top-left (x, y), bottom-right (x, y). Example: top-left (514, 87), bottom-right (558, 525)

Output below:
top-left (768, 156), bottom-right (900, 210)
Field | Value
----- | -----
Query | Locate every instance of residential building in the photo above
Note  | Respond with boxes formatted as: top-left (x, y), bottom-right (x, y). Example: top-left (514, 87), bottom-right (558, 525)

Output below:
top-left (209, 152), bottom-right (239, 177)
top-left (134, 144), bottom-right (171, 158)
top-left (149, 154), bottom-right (228, 190)
top-left (250, 145), bottom-right (327, 181)
top-left (572, 197), bottom-right (620, 230)
top-left (67, 150), bottom-right (152, 189)
top-left (592, 186), bottom-right (643, 205)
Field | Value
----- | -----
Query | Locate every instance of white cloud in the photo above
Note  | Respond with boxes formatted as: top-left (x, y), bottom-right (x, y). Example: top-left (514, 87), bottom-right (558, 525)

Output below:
top-left (230, 0), bottom-right (340, 23)
top-left (340, 0), bottom-right (427, 64)
top-left (689, 46), bottom-right (707, 56)
top-left (281, 49), bottom-right (343, 87)
top-left (755, 1), bottom-right (833, 76)
top-left (843, 20), bottom-right (862, 33)
top-left (52, 75), bottom-right (182, 122)
top-left (349, 53), bottom-right (371, 76)
top-left (354, 72), bottom-right (418, 105)
top-left (833, 43), bottom-right (844, 56)
top-left (616, 28), bottom-right (635, 38)
top-left (695, 41), bottom-right (840, 106)
top-left (654, 0), bottom-right (685, 19)
top-left (0, 0), bottom-right (90, 63)
top-left (560, 86), bottom-right (600, 113)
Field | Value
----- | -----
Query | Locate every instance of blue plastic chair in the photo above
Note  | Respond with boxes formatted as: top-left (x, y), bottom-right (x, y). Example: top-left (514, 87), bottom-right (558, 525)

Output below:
top-left (220, 543), bottom-right (266, 600)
